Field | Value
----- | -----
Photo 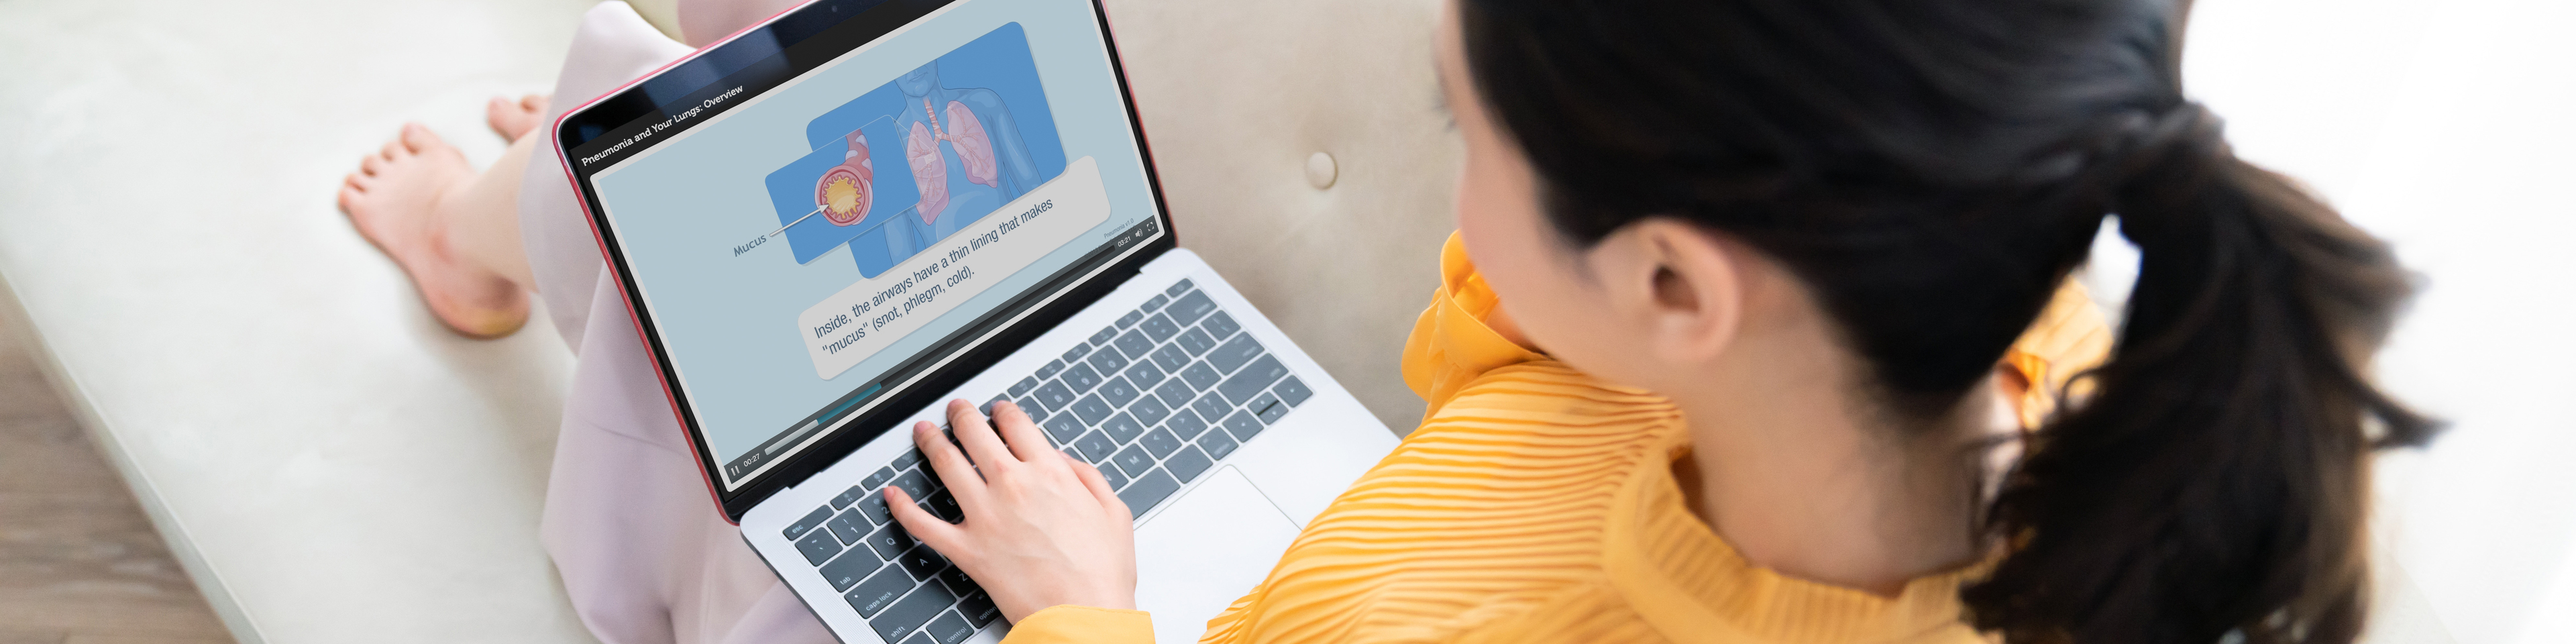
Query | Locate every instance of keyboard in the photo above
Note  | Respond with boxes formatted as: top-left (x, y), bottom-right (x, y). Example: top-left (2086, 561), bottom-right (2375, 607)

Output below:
top-left (777, 277), bottom-right (1315, 644)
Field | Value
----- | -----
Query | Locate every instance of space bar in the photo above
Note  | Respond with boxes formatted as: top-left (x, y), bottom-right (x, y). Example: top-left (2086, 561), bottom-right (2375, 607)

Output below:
top-left (1118, 468), bottom-right (1183, 520)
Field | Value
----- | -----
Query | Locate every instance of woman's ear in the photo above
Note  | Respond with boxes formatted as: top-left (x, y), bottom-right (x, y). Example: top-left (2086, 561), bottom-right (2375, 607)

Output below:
top-left (1590, 219), bottom-right (1747, 366)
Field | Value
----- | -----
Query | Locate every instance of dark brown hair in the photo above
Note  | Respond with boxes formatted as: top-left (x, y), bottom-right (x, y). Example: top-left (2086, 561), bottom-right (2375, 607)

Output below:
top-left (1457, 0), bottom-right (2438, 642)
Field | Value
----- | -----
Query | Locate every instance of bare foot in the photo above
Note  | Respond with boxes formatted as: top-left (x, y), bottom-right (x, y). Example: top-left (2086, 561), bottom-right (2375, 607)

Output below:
top-left (486, 94), bottom-right (551, 142)
top-left (337, 123), bottom-right (530, 339)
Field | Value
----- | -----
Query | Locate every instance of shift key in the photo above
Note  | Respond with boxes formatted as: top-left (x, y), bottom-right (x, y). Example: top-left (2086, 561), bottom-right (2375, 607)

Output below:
top-left (871, 582), bottom-right (959, 644)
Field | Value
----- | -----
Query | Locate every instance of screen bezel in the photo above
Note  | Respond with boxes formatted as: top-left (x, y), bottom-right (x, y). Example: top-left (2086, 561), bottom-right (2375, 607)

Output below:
top-left (551, 0), bottom-right (1177, 521)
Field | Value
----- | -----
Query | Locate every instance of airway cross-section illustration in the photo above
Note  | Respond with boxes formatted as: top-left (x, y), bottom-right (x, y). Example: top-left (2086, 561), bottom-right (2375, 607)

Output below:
top-left (761, 22), bottom-right (1069, 276)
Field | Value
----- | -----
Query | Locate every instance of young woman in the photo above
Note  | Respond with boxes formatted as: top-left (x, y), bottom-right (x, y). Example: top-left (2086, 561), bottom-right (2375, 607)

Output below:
top-left (880, 0), bottom-right (2435, 643)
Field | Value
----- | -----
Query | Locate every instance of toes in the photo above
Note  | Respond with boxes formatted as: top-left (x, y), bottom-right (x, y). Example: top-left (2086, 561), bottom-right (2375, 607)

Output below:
top-left (380, 140), bottom-right (403, 161)
top-left (344, 172), bottom-right (370, 190)
top-left (400, 122), bottom-right (447, 153)
top-left (337, 186), bottom-right (362, 214)
top-left (360, 154), bottom-right (385, 176)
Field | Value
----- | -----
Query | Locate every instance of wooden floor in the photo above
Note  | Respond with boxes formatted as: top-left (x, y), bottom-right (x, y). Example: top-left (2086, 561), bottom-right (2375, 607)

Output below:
top-left (0, 315), bottom-right (233, 644)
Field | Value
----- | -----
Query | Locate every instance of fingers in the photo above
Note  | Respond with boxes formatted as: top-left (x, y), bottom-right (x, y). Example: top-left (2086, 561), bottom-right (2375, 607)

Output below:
top-left (1067, 460), bottom-right (1128, 517)
top-left (911, 421), bottom-right (987, 502)
top-left (987, 400), bottom-right (1059, 464)
top-left (883, 485), bottom-right (964, 554)
top-left (944, 399), bottom-right (1016, 470)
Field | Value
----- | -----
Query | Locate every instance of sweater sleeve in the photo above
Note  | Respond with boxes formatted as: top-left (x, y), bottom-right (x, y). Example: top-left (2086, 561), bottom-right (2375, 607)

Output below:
top-left (996, 605), bottom-right (1155, 644)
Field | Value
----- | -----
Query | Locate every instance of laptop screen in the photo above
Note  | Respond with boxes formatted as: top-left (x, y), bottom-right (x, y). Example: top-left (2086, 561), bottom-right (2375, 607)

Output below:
top-left (559, 0), bottom-right (1167, 491)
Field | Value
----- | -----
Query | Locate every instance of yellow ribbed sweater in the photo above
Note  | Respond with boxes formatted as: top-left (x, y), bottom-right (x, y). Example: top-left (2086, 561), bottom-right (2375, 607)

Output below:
top-left (1003, 233), bottom-right (2112, 643)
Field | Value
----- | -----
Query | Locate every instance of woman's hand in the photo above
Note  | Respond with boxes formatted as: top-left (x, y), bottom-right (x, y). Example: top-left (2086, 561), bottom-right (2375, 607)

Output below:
top-left (884, 399), bottom-right (1137, 623)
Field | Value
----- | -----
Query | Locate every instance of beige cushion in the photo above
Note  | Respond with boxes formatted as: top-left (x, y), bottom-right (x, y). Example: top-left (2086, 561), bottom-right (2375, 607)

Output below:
top-left (1103, 0), bottom-right (1458, 432)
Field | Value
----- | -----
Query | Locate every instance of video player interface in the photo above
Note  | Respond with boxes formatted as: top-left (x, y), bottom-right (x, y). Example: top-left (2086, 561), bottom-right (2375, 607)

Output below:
top-left (573, 0), bottom-right (1162, 488)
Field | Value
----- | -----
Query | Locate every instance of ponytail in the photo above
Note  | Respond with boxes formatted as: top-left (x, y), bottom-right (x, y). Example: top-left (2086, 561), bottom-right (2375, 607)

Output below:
top-left (1962, 103), bottom-right (2438, 644)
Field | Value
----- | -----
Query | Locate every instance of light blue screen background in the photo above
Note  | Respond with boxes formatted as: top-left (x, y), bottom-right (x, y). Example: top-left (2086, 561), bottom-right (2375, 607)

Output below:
top-left (590, 0), bottom-right (1159, 468)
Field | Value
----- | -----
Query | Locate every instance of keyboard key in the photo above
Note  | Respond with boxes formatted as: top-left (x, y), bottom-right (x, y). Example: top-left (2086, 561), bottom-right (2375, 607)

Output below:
top-left (979, 395), bottom-right (1008, 417)
top-left (1189, 392), bottom-right (1232, 428)
top-left (833, 486), bottom-right (868, 510)
top-left (1141, 294), bottom-right (1170, 311)
top-left (1123, 360), bottom-right (1166, 391)
top-left (1222, 410), bottom-right (1265, 441)
top-left (1099, 376), bottom-right (1141, 407)
top-left (862, 467), bottom-right (899, 490)
top-left (1089, 326), bottom-right (1118, 347)
top-left (1219, 355), bottom-right (1290, 407)
top-left (1102, 413), bottom-right (1146, 443)
top-left (926, 490), bottom-right (963, 523)
top-left (1015, 397), bottom-right (1049, 423)
top-left (1086, 344), bottom-right (1130, 374)
top-left (1203, 311), bottom-right (1242, 340)
top-left (856, 493), bottom-right (893, 525)
top-left (1253, 392), bottom-right (1289, 424)
top-left (1165, 290), bottom-right (1219, 326)
top-left (796, 527), bottom-right (842, 566)
top-left (1114, 329), bottom-right (1156, 360)
top-left (1032, 381), bottom-right (1077, 412)
top-left (959, 590), bottom-right (1001, 627)
top-left (1073, 430), bottom-right (1119, 462)
top-left (1165, 445), bottom-right (1214, 482)
top-left (873, 582), bottom-right (959, 644)
top-left (1138, 427), bottom-right (1182, 459)
top-left (1070, 394), bottom-right (1115, 425)
top-left (1139, 313), bottom-right (1181, 343)
top-left (1118, 468), bottom-right (1184, 519)
top-left (1199, 430), bottom-right (1240, 460)
top-left (1149, 343), bottom-right (1191, 371)
top-left (1167, 279), bottom-right (1194, 297)
top-left (892, 449), bottom-right (925, 470)
top-left (1042, 413), bottom-right (1086, 444)
top-left (818, 546), bottom-right (879, 591)
top-left (786, 506), bottom-right (834, 541)
top-left (927, 610), bottom-right (977, 644)
top-left (901, 633), bottom-right (936, 644)
top-left (1112, 445), bottom-right (1155, 478)
top-left (1116, 311), bottom-right (1144, 328)
top-left (845, 564), bottom-right (911, 617)
top-left (898, 545), bottom-right (949, 581)
top-left (1208, 335), bottom-right (1266, 374)
top-left (1152, 378), bottom-right (1197, 410)
top-left (1061, 343), bottom-right (1090, 362)
top-left (1129, 394), bottom-right (1172, 427)
top-left (1099, 458), bottom-right (1131, 488)
top-left (1179, 361), bottom-right (1224, 391)
top-left (936, 566), bottom-right (979, 598)
top-left (1062, 364), bottom-right (1104, 392)
top-left (1008, 377), bottom-right (1038, 398)
top-left (890, 470), bottom-right (933, 500)
top-left (826, 510), bottom-right (870, 545)
top-left (1275, 376), bottom-right (1313, 407)
top-left (1165, 408), bottom-right (1210, 440)
top-left (1035, 359), bottom-right (1065, 379)
top-left (864, 522), bottom-right (916, 560)
top-left (1173, 327), bottom-right (1219, 356)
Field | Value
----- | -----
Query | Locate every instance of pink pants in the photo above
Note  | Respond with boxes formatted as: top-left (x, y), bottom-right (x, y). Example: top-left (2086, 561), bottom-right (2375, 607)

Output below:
top-left (514, 3), bottom-right (831, 644)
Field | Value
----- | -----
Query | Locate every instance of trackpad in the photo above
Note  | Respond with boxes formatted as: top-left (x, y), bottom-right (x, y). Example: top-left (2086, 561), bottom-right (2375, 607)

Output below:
top-left (1132, 466), bottom-right (1299, 644)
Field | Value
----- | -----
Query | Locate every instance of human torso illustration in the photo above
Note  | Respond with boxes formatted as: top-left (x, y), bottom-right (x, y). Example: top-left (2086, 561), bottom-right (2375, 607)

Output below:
top-left (884, 60), bottom-right (1041, 256)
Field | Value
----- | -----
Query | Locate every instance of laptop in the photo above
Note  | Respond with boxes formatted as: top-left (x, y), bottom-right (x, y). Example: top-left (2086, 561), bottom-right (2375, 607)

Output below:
top-left (549, 0), bottom-right (1400, 643)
